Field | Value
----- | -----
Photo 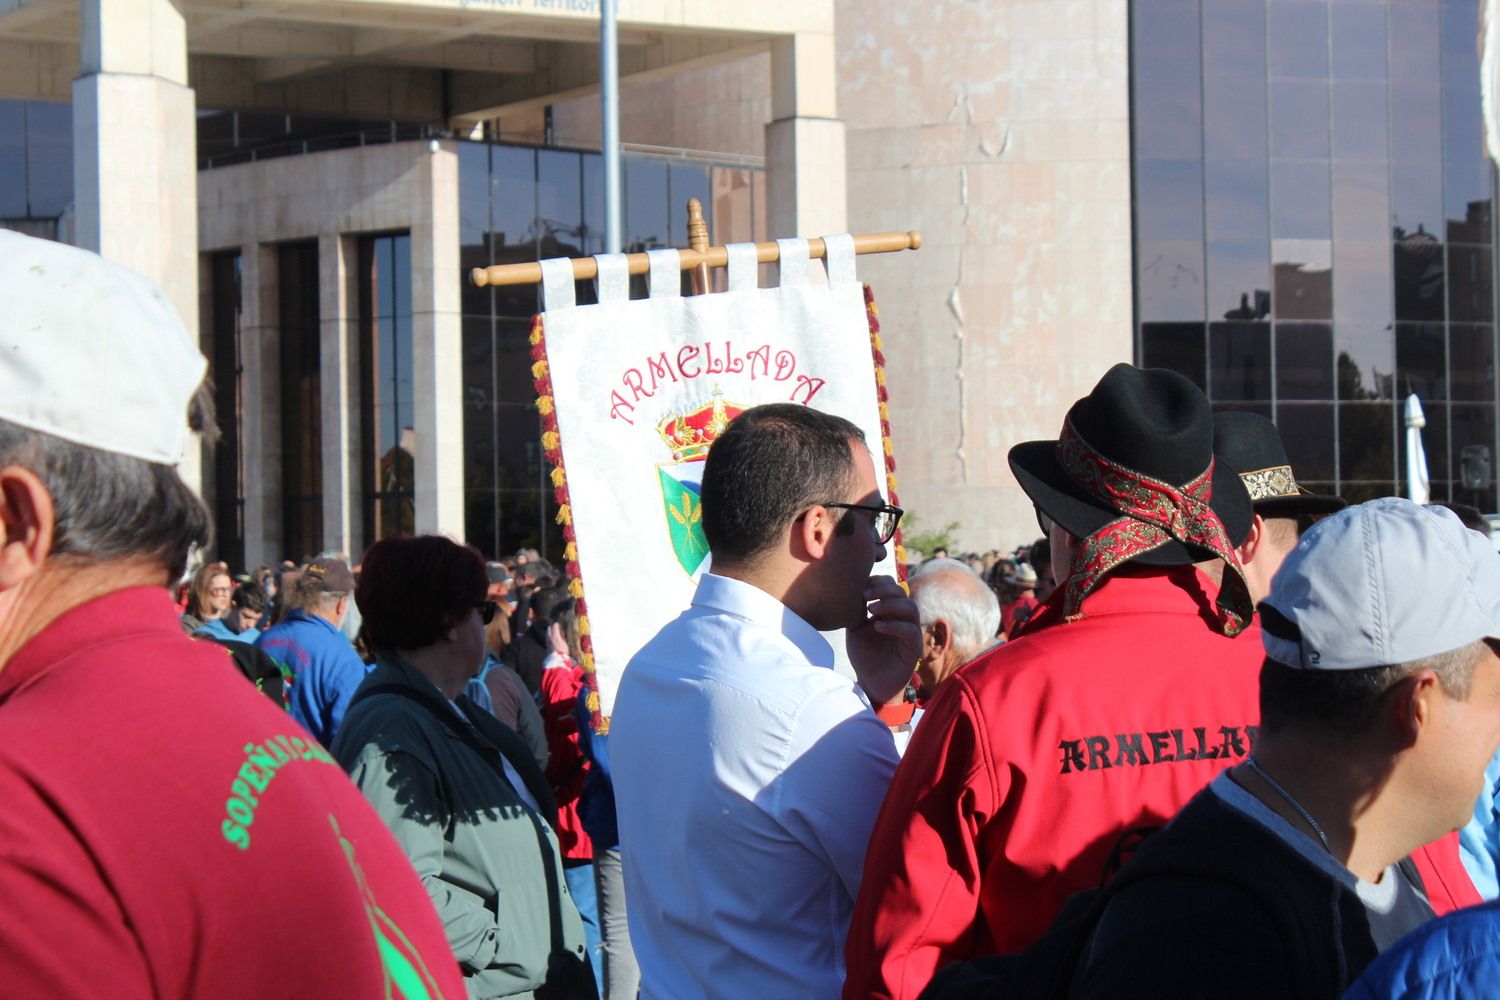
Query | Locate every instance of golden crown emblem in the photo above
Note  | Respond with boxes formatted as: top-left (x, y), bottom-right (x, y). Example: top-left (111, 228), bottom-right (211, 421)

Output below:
top-left (656, 391), bottom-right (746, 464)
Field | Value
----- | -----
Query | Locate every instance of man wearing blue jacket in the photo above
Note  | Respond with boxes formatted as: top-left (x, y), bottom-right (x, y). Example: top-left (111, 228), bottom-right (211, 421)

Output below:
top-left (256, 557), bottom-right (368, 745)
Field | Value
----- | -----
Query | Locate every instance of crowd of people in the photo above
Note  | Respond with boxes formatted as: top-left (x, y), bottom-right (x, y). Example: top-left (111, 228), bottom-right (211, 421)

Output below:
top-left (8, 232), bottom-right (1500, 1000)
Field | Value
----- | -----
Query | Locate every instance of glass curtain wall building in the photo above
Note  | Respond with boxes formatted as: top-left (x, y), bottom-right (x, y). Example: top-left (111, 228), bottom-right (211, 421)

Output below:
top-left (458, 141), bottom-right (763, 559)
top-left (1133, 0), bottom-right (1498, 509)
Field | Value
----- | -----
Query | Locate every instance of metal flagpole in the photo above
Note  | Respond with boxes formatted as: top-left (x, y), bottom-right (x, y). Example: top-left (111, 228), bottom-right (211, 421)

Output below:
top-left (601, 0), bottom-right (622, 253)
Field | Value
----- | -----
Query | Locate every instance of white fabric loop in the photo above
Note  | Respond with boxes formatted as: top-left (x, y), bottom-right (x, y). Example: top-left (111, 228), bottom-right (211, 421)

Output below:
top-left (647, 249), bottom-right (682, 299)
top-left (594, 253), bottom-right (630, 303)
top-left (539, 257), bottom-right (577, 311)
top-left (776, 238), bottom-right (810, 287)
top-left (725, 243), bottom-right (759, 292)
top-left (822, 234), bottom-right (856, 287)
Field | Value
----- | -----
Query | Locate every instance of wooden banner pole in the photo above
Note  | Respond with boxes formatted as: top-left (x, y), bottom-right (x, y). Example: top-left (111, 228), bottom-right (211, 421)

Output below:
top-left (470, 229), bottom-right (923, 289)
top-left (685, 197), bottom-right (712, 296)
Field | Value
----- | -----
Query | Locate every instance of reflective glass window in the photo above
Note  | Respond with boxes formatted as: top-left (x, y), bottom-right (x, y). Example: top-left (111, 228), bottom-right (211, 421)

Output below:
top-left (1340, 402), bottom-right (1397, 482)
top-left (1273, 239), bottom-right (1334, 319)
top-left (1203, 75), bottom-right (1268, 161)
top-left (1205, 159), bottom-right (1269, 241)
top-left (1135, 75), bottom-right (1204, 161)
top-left (459, 143), bottom-right (493, 318)
top-left (360, 234), bottom-right (416, 547)
top-left (1395, 322), bottom-right (1448, 401)
top-left (1208, 241), bottom-right (1272, 323)
top-left (1270, 80), bottom-right (1332, 159)
top-left (1269, 2), bottom-right (1330, 79)
top-left (1133, 0), bottom-right (1201, 81)
top-left (1449, 245), bottom-right (1494, 322)
top-left (1331, 81), bottom-right (1387, 162)
top-left (1276, 323), bottom-right (1335, 400)
top-left (1141, 322), bottom-right (1207, 390)
top-left (1138, 242), bottom-right (1207, 322)
top-left (537, 149), bottom-right (583, 260)
top-left (1333, 240), bottom-right (1393, 324)
top-left (278, 241), bottom-right (323, 561)
top-left (1209, 322), bottom-right (1272, 401)
top-left (1450, 324), bottom-right (1497, 402)
top-left (1330, 2), bottom-right (1388, 81)
top-left (670, 165), bottom-right (713, 247)
top-left (1275, 403), bottom-right (1337, 480)
top-left (1337, 321), bottom-right (1396, 400)
top-left (1136, 160), bottom-right (1205, 241)
top-left (1451, 403), bottom-right (1498, 509)
top-left (1203, 0), bottom-right (1266, 80)
top-left (626, 158), bottom-right (671, 252)
top-left (24, 101), bottom-right (71, 218)
top-left (582, 153), bottom-right (605, 256)
top-left (1444, 157), bottom-right (1494, 244)
top-left (1389, 84), bottom-right (1444, 169)
top-left (1394, 236), bottom-right (1447, 321)
top-left (0, 102), bottom-right (26, 218)
top-left (491, 145), bottom-right (537, 256)
top-left (1389, 4), bottom-right (1441, 84)
top-left (1390, 158), bottom-right (1444, 240)
top-left (1272, 159), bottom-right (1332, 240)
top-left (1332, 160), bottom-right (1390, 243)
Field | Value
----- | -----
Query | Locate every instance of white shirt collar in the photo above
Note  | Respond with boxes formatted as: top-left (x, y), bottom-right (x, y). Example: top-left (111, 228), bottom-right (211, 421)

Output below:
top-left (692, 573), bottom-right (835, 668)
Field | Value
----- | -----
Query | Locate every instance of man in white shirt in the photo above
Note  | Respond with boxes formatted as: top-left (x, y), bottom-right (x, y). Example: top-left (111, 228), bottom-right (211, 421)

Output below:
top-left (610, 403), bottom-right (920, 1000)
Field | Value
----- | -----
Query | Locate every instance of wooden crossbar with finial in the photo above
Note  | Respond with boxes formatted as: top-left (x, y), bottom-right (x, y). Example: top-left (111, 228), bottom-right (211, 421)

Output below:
top-left (469, 197), bottom-right (921, 291)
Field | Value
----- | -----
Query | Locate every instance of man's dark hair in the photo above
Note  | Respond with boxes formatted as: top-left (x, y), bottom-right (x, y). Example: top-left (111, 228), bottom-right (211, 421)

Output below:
top-left (700, 404), bottom-right (866, 563)
top-left (231, 579), bottom-right (268, 614)
top-left (356, 535), bottom-right (488, 652)
top-left (1259, 641), bottom-right (1483, 738)
top-left (0, 386), bottom-right (215, 581)
top-left (529, 587), bottom-right (566, 628)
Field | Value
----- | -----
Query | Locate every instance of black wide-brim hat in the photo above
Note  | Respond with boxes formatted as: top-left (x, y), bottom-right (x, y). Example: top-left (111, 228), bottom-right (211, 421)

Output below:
top-left (1008, 364), bottom-right (1254, 566)
top-left (1212, 410), bottom-right (1347, 517)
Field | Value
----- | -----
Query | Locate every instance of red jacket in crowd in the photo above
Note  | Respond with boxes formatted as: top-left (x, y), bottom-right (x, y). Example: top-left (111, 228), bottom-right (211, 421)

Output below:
top-left (844, 566), bottom-right (1265, 1000)
top-left (540, 653), bottom-right (593, 861)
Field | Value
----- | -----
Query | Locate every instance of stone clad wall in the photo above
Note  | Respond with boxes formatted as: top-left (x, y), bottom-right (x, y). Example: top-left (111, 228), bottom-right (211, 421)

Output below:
top-left (838, 0), bottom-right (1134, 554)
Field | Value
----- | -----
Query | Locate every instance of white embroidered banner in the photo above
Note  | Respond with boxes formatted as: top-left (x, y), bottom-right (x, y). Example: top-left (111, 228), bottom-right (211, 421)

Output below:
top-left (530, 236), bottom-right (899, 721)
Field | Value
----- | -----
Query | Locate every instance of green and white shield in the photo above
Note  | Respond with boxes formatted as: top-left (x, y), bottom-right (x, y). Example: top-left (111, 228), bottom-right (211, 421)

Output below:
top-left (657, 463), bottom-right (710, 578)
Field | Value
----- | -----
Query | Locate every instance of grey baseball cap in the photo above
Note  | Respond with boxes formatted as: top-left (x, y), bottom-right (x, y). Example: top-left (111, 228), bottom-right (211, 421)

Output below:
top-left (1260, 497), bottom-right (1500, 670)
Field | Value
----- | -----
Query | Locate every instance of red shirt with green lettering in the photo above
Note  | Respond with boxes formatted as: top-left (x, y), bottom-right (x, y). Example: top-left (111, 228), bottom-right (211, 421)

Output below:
top-left (0, 586), bottom-right (466, 1000)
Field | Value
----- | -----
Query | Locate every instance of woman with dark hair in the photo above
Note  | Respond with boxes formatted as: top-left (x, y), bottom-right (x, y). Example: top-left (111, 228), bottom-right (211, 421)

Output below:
top-left (332, 535), bottom-right (595, 1000)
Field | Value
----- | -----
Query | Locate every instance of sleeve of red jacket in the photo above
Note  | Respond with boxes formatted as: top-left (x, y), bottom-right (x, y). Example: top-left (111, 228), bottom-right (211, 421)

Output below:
top-left (843, 677), bottom-right (1003, 1000)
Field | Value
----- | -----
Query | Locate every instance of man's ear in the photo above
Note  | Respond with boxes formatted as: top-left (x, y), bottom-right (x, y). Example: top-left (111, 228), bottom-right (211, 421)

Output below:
top-left (929, 618), bottom-right (953, 657)
top-left (796, 505), bottom-right (837, 562)
top-left (0, 465), bottom-right (54, 589)
top-left (1387, 669), bottom-right (1440, 751)
top-left (1236, 513), bottom-right (1265, 566)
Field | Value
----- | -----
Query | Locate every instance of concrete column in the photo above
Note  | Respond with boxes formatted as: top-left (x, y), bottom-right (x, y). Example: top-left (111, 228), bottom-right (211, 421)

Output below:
top-left (412, 143), bottom-right (465, 538)
top-left (240, 244), bottom-right (281, 569)
top-left (319, 232), bottom-right (360, 558)
top-left (766, 32), bottom-right (847, 239)
top-left (74, 0), bottom-right (201, 480)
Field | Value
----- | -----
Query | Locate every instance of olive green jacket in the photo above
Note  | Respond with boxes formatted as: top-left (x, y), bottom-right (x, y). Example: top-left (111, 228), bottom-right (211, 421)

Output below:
top-left (333, 654), bottom-right (594, 1000)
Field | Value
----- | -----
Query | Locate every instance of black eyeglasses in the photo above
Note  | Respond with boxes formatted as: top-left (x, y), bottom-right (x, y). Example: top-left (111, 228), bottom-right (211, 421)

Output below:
top-left (824, 502), bottom-right (904, 544)
top-left (478, 601), bottom-right (498, 625)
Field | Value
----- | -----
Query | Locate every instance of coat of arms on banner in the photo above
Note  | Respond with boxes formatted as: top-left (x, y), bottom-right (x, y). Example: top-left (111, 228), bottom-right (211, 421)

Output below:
top-left (655, 392), bottom-right (745, 578)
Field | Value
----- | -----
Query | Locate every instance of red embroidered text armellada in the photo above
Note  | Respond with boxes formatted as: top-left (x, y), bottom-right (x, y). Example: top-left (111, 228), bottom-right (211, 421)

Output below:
top-left (1055, 419), bottom-right (1253, 637)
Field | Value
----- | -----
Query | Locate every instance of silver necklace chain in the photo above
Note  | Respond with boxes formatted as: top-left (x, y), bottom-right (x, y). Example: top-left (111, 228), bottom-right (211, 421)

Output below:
top-left (1246, 756), bottom-right (1332, 854)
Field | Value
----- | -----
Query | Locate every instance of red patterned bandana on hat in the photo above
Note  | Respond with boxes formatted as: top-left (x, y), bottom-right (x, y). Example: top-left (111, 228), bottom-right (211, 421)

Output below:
top-left (1054, 418), bottom-right (1253, 636)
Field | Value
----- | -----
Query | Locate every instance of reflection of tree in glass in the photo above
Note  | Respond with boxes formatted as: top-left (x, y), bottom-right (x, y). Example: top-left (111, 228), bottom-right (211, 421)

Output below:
top-left (1141, 251), bottom-right (1200, 290)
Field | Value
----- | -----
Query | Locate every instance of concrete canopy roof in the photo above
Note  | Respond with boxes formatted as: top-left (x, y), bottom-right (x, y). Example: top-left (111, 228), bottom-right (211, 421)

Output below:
top-left (0, 0), bottom-right (831, 120)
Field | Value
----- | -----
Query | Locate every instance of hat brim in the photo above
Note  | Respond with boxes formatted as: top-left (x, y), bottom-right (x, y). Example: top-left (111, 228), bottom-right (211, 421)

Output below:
top-left (1009, 439), bottom-right (1253, 566)
top-left (1253, 491), bottom-right (1347, 517)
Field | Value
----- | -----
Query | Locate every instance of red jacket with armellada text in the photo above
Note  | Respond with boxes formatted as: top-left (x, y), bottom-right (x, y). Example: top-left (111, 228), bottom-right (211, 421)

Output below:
top-left (843, 566), bottom-right (1264, 1000)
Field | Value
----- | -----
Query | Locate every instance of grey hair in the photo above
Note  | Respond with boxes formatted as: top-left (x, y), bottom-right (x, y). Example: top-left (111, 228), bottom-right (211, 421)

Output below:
top-left (0, 401), bottom-right (214, 581)
top-left (911, 558), bottom-right (1001, 658)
